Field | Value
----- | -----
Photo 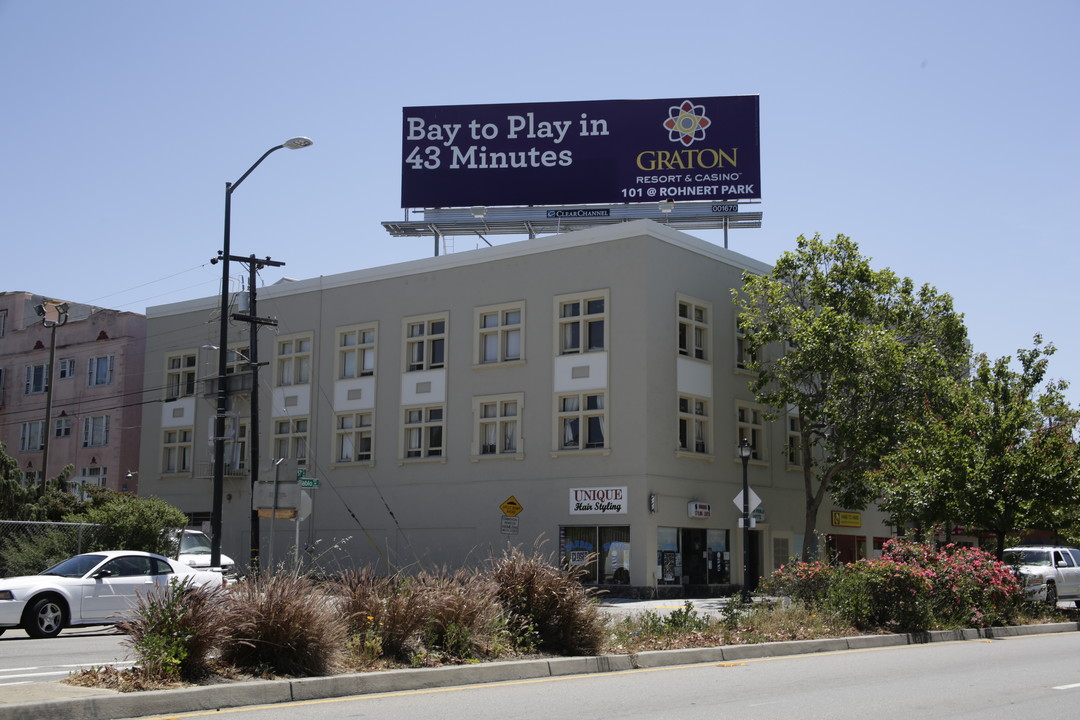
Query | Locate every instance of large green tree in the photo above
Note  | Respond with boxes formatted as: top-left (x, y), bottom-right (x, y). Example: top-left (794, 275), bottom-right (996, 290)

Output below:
top-left (734, 234), bottom-right (969, 559)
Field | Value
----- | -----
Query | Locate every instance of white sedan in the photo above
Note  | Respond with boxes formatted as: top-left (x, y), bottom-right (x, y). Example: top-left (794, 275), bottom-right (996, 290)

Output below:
top-left (0, 550), bottom-right (225, 639)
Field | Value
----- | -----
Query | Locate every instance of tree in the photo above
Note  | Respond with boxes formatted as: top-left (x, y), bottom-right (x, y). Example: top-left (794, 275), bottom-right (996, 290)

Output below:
top-left (734, 233), bottom-right (969, 559)
top-left (956, 338), bottom-right (1079, 557)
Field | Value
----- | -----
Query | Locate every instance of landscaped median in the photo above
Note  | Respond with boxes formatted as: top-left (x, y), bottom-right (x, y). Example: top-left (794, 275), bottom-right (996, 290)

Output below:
top-left (3, 621), bottom-right (1079, 720)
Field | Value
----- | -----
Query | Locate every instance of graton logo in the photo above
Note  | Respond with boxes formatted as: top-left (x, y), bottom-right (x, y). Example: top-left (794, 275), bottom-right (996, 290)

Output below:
top-left (664, 100), bottom-right (711, 146)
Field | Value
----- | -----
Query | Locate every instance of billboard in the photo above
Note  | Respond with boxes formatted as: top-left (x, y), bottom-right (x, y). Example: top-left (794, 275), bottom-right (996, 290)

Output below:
top-left (401, 96), bottom-right (760, 209)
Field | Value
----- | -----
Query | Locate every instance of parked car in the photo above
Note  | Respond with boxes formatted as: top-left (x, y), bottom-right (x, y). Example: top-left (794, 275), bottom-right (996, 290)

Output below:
top-left (176, 529), bottom-right (237, 580)
top-left (0, 550), bottom-right (225, 639)
top-left (1003, 545), bottom-right (1080, 606)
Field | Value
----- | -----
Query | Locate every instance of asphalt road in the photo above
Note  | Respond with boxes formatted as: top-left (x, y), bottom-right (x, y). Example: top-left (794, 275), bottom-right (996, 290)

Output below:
top-left (107, 630), bottom-right (1080, 720)
top-left (0, 627), bottom-right (131, 687)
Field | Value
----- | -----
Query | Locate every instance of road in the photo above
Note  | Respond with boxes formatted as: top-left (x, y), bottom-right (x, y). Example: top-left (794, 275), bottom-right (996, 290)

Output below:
top-left (0, 627), bottom-right (131, 687)
top-left (93, 630), bottom-right (1080, 720)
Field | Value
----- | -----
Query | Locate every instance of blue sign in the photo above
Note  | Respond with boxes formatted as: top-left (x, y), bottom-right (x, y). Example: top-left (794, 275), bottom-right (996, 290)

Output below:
top-left (401, 96), bottom-right (760, 208)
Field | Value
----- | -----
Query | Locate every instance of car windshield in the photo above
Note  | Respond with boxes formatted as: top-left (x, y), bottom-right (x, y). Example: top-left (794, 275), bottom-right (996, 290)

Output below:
top-left (1004, 549), bottom-right (1052, 567)
top-left (180, 533), bottom-right (212, 555)
top-left (42, 554), bottom-right (108, 578)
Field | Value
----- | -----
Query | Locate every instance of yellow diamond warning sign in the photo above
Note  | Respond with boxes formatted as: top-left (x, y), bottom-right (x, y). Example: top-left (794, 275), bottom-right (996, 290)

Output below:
top-left (500, 496), bottom-right (523, 517)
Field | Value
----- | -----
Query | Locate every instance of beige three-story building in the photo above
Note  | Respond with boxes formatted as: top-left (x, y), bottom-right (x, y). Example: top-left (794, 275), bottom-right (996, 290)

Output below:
top-left (137, 220), bottom-right (891, 594)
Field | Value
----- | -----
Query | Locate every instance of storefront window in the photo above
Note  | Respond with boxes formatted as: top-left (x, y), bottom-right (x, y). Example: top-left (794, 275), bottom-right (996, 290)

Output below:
top-left (561, 526), bottom-right (631, 584)
top-left (657, 526), bottom-right (680, 585)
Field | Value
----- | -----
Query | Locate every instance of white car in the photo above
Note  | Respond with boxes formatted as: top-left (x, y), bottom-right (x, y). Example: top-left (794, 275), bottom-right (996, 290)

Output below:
top-left (177, 529), bottom-right (237, 580)
top-left (0, 550), bottom-right (225, 639)
top-left (1003, 545), bottom-right (1080, 606)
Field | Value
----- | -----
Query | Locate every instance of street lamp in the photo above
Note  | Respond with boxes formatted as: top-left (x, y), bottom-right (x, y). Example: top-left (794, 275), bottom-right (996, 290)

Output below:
top-left (210, 137), bottom-right (312, 570)
top-left (35, 301), bottom-right (70, 491)
top-left (738, 437), bottom-right (753, 604)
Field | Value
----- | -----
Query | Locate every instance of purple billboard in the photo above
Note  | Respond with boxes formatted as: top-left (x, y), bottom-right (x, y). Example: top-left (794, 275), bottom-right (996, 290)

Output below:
top-left (401, 96), bottom-right (760, 208)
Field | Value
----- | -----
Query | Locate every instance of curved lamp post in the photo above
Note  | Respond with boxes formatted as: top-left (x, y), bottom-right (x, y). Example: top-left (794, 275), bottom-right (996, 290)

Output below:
top-left (210, 137), bottom-right (312, 569)
top-left (738, 437), bottom-right (753, 603)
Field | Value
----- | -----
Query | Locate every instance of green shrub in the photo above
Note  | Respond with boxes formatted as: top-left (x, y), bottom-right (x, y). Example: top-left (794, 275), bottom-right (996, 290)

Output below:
top-left (221, 572), bottom-right (344, 676)
top-left (117, 577), bottom-right (230, 681)
top-left (0, 529), bottom-right (80, 577)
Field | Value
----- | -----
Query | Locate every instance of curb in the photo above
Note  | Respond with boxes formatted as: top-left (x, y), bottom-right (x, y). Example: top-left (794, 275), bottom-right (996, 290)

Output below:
top-left (3, 622), bottom-right (1077, 720)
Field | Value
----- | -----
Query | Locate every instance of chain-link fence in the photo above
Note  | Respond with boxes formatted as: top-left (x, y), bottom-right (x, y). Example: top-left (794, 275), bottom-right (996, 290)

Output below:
top-left (0, 520), bottom-right (109, 577)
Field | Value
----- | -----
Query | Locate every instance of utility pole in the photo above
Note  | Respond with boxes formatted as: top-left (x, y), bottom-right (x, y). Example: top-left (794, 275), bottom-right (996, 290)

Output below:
top-left (230, 254), bottom-right (283, 573)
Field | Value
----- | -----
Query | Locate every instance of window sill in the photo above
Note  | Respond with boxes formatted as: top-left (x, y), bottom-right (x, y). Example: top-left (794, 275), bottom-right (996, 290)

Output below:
top-left (330, 461), bottom-right (374, 469)
top-left (550, 448), bottom-right (611, 458)
top-left (471, 452), bottom-right (525, 462)
top-left (473, 359), bottom-right (527, 370)
top-left (397, 456), bottom-right (447, 466)
top-left (675, 450), bottom-right (715, 462)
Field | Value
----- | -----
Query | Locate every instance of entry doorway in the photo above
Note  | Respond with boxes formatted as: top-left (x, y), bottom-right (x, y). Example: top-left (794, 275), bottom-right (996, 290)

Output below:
top-left (680, 528), bottom-right (707, 585)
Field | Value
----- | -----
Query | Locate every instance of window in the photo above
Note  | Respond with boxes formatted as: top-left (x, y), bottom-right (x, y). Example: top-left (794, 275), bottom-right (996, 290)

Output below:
top-left (476, 304), bottom-right (523, 364)
top-left (404, 405), bottom-right (444, 459)
top-left (336, 412), bottom-right (373, 463)
top-left (225, 346), bottom-right (251, 375)
top-left (677, 298), bottom-right (709, 360)
top-left (736, 404), bottom-right (765, 461)
top-left (20, 421), bottom-right (44, 451)
top-left (338, 326), bottom-right (376, 379)
top-left (74, 467), bottom-right (106, 500)
top-left (21, 470), bottom-right (41, 488)
top-left (557, 392), bottom-right (607, 450)
top-left (735, 318), bottom-right (756, 370)
top-left (221, 421), bottom-right (247, 474)
top-left (557, 292), bottom-right (606, 355)
top-left (0, 309), bottom-right (6, 337)
top-left (82, 415), bottom-right (110, 447)
top-left (678, 395), bottom-right (709, 454)
top-left (163, 428), bottom-right (193, 473)
top-left (274, 418), bottom-right (308, 466)
top-left (25, 364), bottom-right (48, 394)
top-left (166, 353), bottom-right (197, 399)
top-left (786, 414), bottom-right (802, 467)
top-left (87, 355), bottom-right (114, 387)
top-left (561, 526), bottom-right (630, 584)
top-left (54, 417), bottom-right (71, 438)
top-left (475, 395), bottom-right (522, 457)
top-left (58, 358), bottom-right (76, 379)
top-left (405, 316), bottom-right (446, 371)
top-left (276, 337), bottom-right (312, 386)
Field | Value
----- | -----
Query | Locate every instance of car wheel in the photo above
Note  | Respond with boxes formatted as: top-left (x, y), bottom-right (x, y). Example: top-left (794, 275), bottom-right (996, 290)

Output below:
top-left (1045, 582), bottom-right (1058, 607)
top-left (24, 596), bottom-right (66, 639)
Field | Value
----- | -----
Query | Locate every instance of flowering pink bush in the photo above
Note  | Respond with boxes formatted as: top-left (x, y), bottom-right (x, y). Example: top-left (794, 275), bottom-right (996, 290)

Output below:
top-left (761, 539), bottom-right (1024, 631)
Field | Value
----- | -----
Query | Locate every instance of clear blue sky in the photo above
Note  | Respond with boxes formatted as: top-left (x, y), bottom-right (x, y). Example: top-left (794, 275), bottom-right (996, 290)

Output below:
top-left (2, 1), bottom-right (1077, 398)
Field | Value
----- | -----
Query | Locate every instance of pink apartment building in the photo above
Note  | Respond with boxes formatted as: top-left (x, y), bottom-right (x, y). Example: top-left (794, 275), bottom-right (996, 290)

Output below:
top-left (0, 291), bottom-right (146, 496)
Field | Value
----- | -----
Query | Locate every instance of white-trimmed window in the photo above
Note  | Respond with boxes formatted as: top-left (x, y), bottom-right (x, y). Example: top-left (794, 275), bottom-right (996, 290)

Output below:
top-left (166, 353), bottom-right (197, 399)
top-left (274, 418), bottom-right (308, 466)
top-left (476, 304), bottom-right (523, 364)
top-left (735, 317), bottom-right (756, 371)
top-left (403, 405), bottom-right (444, 459)
top-left (677, 298), bottom-right (709, 360)
top-left (225, 346), bottom-right (251, 375)
top-left (475, 394), bottom-right (522, 457)
top-left (678, 395), bottom-right (709, 454)
top-left (556, 291), bottom-right (607, 355)
top-left (736, 404), bottom-right (765, 461)
top-left (557, 392), bottom-right (607, 450)
top-left (336, 411), bottom-right (373, 463)
top-left (163, 428), bottom-right (193, 473)
top-left (25, 364), bottom-right (48, 394)
top-left (338, 326), bottom-right (376, 379)
top-left (786, 414), bottom-right (802, 467)
top-left (276, 336), bottom-right (312, 386)
top-left (74, 467), bottom-right (106, 499)
top-left (58, 358), bottom-right (76, 379)
top-left (54, 417), bottom-right (71, 438)
top-left (82, 415), bottom-right (110, 447)
top-left (222, 421), bottom-right (247, 474)
top-left (405, 315), bottom-right (447, 372)
top-left (20, 421), bottom-right (44, 451)
top-left (87, 355), bottom-right (114, 387)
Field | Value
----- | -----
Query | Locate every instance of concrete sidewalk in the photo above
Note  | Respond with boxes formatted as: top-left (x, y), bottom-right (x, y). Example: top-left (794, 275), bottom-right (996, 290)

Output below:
top-left (2, 620), bottom-right (1077, 720)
